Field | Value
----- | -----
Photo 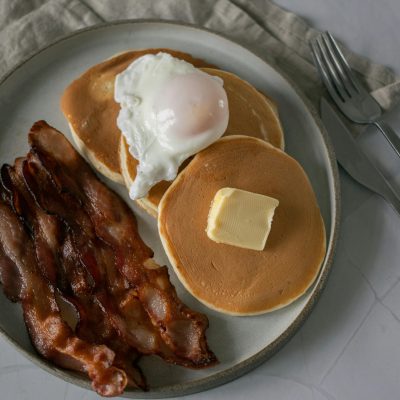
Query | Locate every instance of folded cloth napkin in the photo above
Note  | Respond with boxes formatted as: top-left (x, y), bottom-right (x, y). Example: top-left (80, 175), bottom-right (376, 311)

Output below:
top-left (1, 0), bottom-right (399, 127)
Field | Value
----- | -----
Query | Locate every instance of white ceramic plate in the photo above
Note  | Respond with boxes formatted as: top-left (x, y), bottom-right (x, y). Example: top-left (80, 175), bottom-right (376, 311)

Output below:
top-left (0, 21), bottom-right (339, 398)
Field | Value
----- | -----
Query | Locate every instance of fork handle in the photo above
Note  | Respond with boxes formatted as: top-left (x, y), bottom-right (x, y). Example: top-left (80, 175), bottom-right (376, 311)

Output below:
top-left (374, 120), bottom-right (400, 159)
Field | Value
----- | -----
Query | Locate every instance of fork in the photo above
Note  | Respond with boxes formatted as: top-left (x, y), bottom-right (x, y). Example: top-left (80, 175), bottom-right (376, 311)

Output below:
top-left (310, 32), bottom-right (400, 158)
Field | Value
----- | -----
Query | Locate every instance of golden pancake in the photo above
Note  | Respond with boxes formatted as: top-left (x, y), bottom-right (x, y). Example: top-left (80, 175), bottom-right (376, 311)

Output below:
top-left (120, 136), bottom-right (194, 217)
top-left (119, 135), bottom-right (168, 217)
top-left (119, 68), bottom-right (285, 216)
top-left (158, 136), bottom-right (326, 316)
top-left (61, 49), bottom-right (213, 183)
top-left (119, 135), bottom-right (165, 218)
top-left (202, 68), bottom-right (284, 149)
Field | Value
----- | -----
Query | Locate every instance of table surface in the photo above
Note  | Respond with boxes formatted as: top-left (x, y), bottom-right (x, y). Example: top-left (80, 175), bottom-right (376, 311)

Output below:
top-left (1, 1), bottom-right (400, 399)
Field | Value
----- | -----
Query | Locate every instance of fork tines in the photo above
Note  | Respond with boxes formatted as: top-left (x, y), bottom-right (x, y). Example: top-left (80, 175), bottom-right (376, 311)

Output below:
top-left (310, 32), bottom-right (363, 103)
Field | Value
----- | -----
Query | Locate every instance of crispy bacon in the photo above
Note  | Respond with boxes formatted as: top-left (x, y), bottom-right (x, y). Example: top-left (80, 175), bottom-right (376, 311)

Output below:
top-left (57, 281), bottom-right (146, 390)
top-left (22, 149), bottom-right (197, 367)
top-left (29, 121), bottom-right (217, 367)
top-left (2, 160), bottom-right (146, 390)
top-left (2, 161), bottom-right (62, 287)
top-left (22, 154), bottom-right (159, 349)
top-left (77, 300), bottom-right (146, 390)
top-left (0, 198), bottom-right (127, 396)
top-left (0, 248), bottom-right (22, 302)
top-left (0, 120), bottom-right (217, 397)
top-left (0, 172), bottom-right (22, 301)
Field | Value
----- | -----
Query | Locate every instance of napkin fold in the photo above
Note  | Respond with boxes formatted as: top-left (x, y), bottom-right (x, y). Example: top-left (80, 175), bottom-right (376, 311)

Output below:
top-left (1, 0), bottom-right (399, 128)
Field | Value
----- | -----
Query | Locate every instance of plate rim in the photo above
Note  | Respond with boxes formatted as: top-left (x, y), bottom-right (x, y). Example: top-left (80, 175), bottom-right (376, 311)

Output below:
top-left (0, 19), bottom-right (341, 398)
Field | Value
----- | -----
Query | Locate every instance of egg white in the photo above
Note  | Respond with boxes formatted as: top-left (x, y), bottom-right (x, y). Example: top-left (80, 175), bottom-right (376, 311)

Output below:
top-left (114, 52), bottom-right (229, 199)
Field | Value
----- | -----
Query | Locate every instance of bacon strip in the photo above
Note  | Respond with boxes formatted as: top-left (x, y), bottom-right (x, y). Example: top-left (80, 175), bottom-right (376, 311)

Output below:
top-left (0, 197), bottom-right (127, 396)
top-left (22, 150), bottom-right (196, 367)
top-left (58, 284), bottom-right (146, 390)
top-left (0, 248), bottom-right (22, 302)
top-left (28, 121), bottom-right (217, 367)
top-left (0, 120), bottom-right (217, 396)
top-left (2, 161), bottom-right (63, 287)
top-left (2, 161), bottom-right (146, 389)
top-left (22, 154), bottom-right (160, 349)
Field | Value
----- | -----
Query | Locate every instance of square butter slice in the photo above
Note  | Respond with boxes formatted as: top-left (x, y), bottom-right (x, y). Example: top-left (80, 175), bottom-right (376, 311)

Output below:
top-left (206, 187), bottom-right (279, 251)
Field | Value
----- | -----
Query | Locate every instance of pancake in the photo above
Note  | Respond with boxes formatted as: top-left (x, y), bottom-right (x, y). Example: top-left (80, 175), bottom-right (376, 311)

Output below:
top-left (61, 49), bottom-right (213, 183)
top-left (201, 68), bottom-right (284, 149)
top-left (158, 135), bottom-right (326, 316)
top-left (120, 68), bottom-right (285, 216)
top-left (119, 135), bottom-right (163, 218)
top-left (119, 136), bottom-right (169, 217)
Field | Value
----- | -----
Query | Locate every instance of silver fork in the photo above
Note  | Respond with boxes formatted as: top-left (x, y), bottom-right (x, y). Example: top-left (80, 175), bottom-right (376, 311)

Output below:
top-left (310, 32), bottom-right (400, 158)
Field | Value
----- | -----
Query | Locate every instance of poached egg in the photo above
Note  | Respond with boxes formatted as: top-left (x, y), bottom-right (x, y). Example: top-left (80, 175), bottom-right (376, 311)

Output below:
top-left (114, 52), bottom-right (229, 199)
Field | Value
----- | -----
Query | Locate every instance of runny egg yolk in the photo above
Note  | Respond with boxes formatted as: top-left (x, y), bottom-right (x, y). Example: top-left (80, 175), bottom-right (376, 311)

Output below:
top-left (153, 72), bottom-right (228, 139)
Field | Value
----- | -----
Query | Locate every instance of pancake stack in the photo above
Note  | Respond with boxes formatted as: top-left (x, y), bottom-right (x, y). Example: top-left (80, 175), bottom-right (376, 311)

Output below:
top-left (61, 49), bottom-right (213, 185)
top-left (61, 49), bottom-right (325, 316)
top-left (158, 136), bottom-right (326, 315)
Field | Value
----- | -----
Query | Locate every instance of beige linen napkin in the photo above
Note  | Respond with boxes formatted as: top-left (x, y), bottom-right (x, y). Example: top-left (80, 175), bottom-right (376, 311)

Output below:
top-left (1, 0), bottom-right (399, 115)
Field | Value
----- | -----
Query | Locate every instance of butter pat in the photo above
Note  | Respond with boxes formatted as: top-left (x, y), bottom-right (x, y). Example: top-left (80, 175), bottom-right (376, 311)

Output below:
top-left (206, 187), bottom-right (279, 251)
